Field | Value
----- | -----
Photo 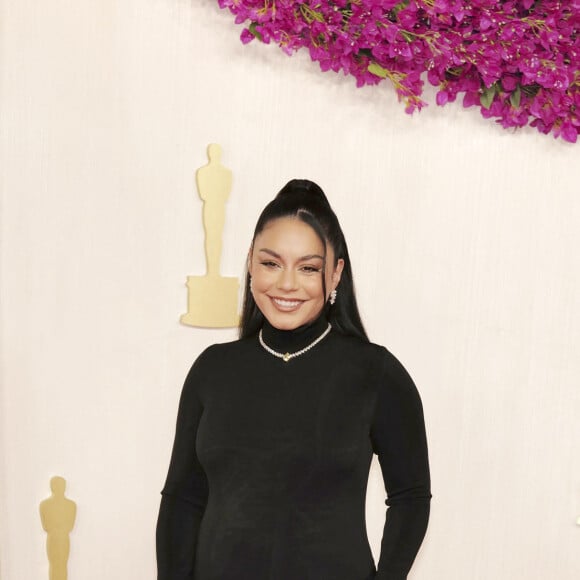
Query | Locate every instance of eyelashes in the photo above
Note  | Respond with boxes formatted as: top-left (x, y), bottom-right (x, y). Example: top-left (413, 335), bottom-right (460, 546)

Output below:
top-left (259, 261), bottom-right (322, 274)
top-left (301, 266), bottom-right (322, 273)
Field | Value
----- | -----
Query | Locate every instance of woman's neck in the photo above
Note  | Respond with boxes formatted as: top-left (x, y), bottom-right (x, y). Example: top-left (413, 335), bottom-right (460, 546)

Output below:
top-left (260, 310), bottom-right (330, 353)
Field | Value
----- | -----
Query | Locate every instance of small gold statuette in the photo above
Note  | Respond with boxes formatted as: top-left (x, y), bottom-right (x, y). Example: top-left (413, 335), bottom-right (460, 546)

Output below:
top-left (39, 476), bottom-right (77, 580)
top-left (180, 144), bottom-right (240, 328)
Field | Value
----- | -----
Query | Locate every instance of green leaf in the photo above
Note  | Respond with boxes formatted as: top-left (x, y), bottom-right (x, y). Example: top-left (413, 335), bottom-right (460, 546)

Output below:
top-left (480, 85), bottom-right (496, 109)
top-left (510, 85), bottom-right (522, 108)
top-left (392, 0), bottom-right (410, 15)
top-left (521, 83), bottom-right (540, 98)
top-left (368, 62), bottom-right (388, 79)
top-left (248, 22), bottom-right (263, 42)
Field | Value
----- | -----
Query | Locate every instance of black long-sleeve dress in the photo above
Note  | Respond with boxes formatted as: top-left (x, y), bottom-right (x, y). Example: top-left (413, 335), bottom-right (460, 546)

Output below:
top-left (157, 312), bottom-right (431, 580)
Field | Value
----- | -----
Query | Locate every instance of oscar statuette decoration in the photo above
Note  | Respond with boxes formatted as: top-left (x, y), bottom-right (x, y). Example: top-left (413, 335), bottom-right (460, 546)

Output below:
top-left (180, 144), bottom-right (239, 328)
top-left (39, 476), bottom-right (77, 580)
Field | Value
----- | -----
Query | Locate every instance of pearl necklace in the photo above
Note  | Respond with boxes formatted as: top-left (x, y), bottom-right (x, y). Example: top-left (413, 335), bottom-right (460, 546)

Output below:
top-left (258, 323), bottom-right (332, 362)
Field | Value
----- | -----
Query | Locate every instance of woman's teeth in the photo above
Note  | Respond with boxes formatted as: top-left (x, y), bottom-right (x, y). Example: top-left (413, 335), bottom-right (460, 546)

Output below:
top-left (273, 298), bottom-right (302, 308)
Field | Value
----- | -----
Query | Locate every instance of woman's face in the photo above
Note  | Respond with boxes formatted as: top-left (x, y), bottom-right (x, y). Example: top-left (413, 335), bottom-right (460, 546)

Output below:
top-left (248, 217), bottom-right (344, 331)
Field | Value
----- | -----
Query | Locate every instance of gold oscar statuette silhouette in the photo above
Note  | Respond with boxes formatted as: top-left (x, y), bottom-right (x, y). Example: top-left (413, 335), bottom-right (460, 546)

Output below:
top-left (181, 144), bottom-right (239, 328)
top-left (39, 476), bottom-right (77, 580)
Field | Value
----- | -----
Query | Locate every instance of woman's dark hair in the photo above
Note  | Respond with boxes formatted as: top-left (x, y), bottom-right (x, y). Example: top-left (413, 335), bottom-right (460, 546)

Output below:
top-left (239, 179), bottom-right (368, 342)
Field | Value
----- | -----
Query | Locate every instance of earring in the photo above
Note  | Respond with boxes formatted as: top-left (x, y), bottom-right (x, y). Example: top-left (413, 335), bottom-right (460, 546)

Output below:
top-left (249, 276), bottom-right (254, 294)
top-left (329, 289), bottom-right (337, 305)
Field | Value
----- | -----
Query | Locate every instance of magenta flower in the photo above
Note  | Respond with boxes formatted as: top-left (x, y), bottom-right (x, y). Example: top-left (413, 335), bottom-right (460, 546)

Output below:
top-left (216, 0), bottom-right (580, 143)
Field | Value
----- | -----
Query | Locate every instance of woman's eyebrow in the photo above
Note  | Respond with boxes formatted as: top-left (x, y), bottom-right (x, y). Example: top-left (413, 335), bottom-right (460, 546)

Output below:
top-left (299, 254), bottom-right (324, 261)
top-left (258, 248), bottom-right (324, 261)
top-left (258, 248), bottom-right (282, 259)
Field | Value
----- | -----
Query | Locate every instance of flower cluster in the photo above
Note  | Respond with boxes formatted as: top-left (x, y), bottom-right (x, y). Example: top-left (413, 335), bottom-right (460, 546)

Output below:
top-left (216, 0), bottom-right (580, 142)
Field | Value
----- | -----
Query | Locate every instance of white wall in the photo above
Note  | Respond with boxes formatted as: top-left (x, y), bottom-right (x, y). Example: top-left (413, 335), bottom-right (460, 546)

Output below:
top-left (1, 0), bottom-right (579, 578)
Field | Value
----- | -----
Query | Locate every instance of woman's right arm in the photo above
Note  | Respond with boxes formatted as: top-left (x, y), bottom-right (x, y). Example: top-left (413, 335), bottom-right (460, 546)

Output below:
top-left (156, 355), bottom-right (209, 580)
top-left (370, 347), bottom-right (431, 580)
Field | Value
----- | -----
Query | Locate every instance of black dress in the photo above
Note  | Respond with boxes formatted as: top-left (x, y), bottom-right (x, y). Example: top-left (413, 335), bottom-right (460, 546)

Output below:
top-left (157, 313), bottom-right (431, 580)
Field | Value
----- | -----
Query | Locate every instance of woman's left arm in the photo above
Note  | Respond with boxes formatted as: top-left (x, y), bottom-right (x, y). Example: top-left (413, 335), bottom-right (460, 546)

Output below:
top-left (156, 352), bottom-right (210, 580)
top-left (370, 347), bottom-right (432, 580)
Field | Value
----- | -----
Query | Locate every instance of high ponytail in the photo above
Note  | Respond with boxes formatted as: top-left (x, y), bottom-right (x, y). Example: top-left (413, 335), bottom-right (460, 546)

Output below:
top-left (239, 179), bottom-right (368, 342)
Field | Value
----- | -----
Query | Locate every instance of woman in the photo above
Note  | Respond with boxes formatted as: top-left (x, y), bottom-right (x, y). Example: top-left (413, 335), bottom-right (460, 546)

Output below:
top-left (157, 179), bottom-right (431, 580)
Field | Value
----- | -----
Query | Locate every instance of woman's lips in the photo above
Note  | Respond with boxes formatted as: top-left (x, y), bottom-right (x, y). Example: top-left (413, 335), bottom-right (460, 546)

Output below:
top-left (270, 297), bottom-right (304, 311)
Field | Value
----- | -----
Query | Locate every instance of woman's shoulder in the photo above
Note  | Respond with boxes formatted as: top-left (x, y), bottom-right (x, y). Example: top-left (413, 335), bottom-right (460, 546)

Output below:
top-left (332, 332), bottom-right (414, 379)
top-left (331, 331), bottom-right (389, 359)
top-left (192, 337), bottom-right (247, 360)
top-left (186, 336), bottom-right (258, 371)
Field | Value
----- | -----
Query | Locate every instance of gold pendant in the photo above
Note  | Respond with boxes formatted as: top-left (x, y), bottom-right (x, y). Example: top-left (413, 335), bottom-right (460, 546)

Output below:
top-left (283, 353), bottom-right (291, 362)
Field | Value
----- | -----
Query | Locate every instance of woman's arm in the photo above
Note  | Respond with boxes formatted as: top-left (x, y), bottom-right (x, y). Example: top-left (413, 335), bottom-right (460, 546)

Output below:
top-left (156, 354), bottom-right (210, 580)
top-left (370, 347), bottom-right (432, 580)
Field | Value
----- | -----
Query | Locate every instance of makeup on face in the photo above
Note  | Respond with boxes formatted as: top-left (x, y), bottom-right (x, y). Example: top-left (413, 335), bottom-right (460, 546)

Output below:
top-left (249, 217), bottom-right (343, 330)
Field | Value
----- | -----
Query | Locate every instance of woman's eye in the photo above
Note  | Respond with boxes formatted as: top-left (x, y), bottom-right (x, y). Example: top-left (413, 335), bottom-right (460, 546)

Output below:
top-left (301, 265), bottom-right (321, 273)
top-left (260, 261), bottom-right (279, 268)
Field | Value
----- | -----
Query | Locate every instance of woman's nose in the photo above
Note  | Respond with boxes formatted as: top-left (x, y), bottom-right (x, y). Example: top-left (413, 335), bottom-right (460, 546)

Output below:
top-left (276, 268), bottom-right (297, 291)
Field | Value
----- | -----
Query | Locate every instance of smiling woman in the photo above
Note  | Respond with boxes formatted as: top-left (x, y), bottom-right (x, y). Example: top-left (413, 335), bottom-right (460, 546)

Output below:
top-left (239, 180), bottom-right (366, 341)
top-left (248, 217), bottom-right (344, 331)
top-left (156, 179), bottom-right (432, 580)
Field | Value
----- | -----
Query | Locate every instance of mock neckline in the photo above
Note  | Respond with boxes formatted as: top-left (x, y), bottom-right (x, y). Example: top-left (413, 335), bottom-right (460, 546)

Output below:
top-left (260, 310), bottom-right (331, 354)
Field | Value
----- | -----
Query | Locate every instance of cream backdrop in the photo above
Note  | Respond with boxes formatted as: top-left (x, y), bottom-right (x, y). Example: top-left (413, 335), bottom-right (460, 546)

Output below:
top-left (1, 0), bottom-right (579, 579)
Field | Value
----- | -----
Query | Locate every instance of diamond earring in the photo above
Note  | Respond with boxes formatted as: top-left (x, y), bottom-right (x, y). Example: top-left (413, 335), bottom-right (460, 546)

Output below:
top-left (329, 289), bottom-right (337, 305)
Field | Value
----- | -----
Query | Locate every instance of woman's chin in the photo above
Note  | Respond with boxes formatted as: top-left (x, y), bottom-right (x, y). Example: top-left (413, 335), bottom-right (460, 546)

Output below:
top-left (261, 306), bottom-right (323, 331)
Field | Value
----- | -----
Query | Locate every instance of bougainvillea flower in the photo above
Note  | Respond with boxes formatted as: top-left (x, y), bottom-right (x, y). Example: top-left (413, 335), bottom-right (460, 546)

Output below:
top-left (217, 0), bottom-right (580, 143)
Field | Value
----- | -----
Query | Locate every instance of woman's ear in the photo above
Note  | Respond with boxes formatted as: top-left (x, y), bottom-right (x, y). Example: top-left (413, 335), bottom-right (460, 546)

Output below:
top-left (332, 258), bottom-right (345, 289)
